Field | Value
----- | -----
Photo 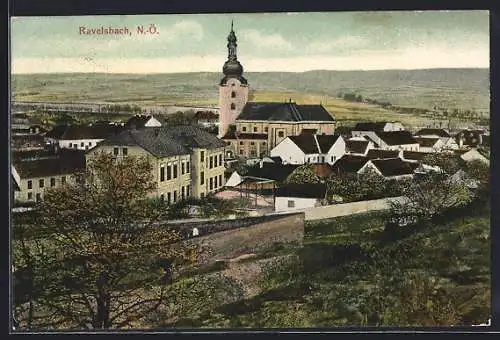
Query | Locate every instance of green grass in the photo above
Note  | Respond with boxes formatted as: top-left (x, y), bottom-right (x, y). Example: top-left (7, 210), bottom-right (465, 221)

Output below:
top-left (174, 202), bottom-right (490, 328)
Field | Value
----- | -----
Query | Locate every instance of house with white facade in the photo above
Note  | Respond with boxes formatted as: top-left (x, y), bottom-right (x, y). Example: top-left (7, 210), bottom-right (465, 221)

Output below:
top-left (45, 123), bottom-right (124, 151)
top-left (274, 183), bottom-right (327, 212)
top-left (270, 134), bottom-right (345, 165)
top-left (351, 122), bottom-right (405, 138)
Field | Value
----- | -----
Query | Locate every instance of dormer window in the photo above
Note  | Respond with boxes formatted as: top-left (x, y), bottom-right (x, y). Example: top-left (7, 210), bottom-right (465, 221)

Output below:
top-left (231, 91), bottom-right (236, 98)
top-left (231, 103), bottom-right (236, 110)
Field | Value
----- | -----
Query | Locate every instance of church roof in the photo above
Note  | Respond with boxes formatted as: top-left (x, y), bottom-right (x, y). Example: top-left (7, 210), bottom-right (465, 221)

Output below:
top-left (236, 102), bottom-right (335, 122)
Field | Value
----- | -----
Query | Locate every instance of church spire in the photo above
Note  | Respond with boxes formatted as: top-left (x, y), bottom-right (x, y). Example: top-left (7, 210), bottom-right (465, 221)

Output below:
top-left (227, 20), bottom-right (238, 61)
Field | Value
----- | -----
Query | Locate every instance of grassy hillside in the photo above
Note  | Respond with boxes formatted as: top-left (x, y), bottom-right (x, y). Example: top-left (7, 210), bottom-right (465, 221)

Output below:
top-left (11, 68), bottom-right (489, 111)
top-left (166, 202), bottom-right (490, 328)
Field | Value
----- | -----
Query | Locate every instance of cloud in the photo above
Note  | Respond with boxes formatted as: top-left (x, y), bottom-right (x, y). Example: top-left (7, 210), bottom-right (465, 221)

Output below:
top-left (306, 36), bottom-right (368, 54)
top-left (240, 29), bottom-right (293, 50)
top-left (12, 45), bottom-right (488, 74)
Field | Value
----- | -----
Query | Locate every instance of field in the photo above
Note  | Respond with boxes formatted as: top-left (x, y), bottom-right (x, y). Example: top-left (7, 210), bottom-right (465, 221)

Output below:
top-left (166, 202), bottom-right (491, 328)
top-left (11, 69), bottom-right (489, 112)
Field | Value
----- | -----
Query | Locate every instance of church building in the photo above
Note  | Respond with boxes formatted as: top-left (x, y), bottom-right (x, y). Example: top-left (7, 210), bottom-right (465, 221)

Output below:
top-left (218, 22), bottom-right (337, 159)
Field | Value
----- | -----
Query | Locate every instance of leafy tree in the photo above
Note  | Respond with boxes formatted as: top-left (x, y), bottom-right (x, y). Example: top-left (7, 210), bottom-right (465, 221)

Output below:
top-left (285, 164), bottom-right (321, 184)
top-left (422, 153), bottom-right (461, 175)
top-left (463, 159), bottom-right (489, 184)
top-left (12, 152), bottom-right (199, 330)
top-left (390, 172), bottom-right (472, 222)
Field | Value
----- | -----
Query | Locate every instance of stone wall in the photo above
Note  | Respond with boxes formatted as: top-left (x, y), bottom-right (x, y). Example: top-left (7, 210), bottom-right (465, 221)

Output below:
top-left (180, 212), bottom-right (304, 265)
top-left (304, 196), bottom-right (405, 221)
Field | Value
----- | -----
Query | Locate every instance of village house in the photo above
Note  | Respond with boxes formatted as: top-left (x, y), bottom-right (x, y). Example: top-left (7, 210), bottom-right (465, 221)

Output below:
top-left (45, 123), bottom-right (124, 151)
top-left (330, 155), bottom-right (370, 176)
top-left (351, 121), bottom-right (405, 138)
top-left (269, 134), bottom-right (345, 165)
top-left (350, 122), bottom-right (419, 151)
top-left (12, 148), bottom-right (86, 203)
top-left (345, 139), bottom-right (374, 156)
top-left (274, 183), bottom-right (327, 213)
top-left (193, 111), bottom-right (220, 128)
top-left (400, 150), bottom-right (433, 163)
top-left (455, 148), bottom-right (490, 164)
top-left (86, 125), bottom-right (227, 202)
top-left (413, 128), bottom-right (451, 138)
top-left (365, 149), bottom-right (401, 160)
top-left (217, 23), bottom-right (336, 158)
top-left (225, 162), bottom-right (299, 190)
top-left (358, 158), bottom-right (418, 180)
top-left (124, 114), bottom-right (162, 129)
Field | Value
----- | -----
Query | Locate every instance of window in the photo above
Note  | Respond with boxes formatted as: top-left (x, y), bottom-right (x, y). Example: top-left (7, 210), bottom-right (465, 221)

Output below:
top-left (253, 127), bottom-right (258, 132)
top-left (186, 161), bottom-right (190, 173)
top-left (173, 191), bottom-right (177, 202)
top-left (123, 147), bottom-right (128, 155)
top-left (231, 91), bottom-right (236, 98)
top-left (88, 142), bottom-right (92, 146)
top-left (250, 150), bottom-right (257, 157)
top-left (250, 142), bottom-right (255, 146)
top-left (219, 154), bottom-right (222, 166)
top-left (243, 126), bottom-right (248, 132)
top-left (200, 151), bottom-right (205, 163)
top-left (239, 149), bottom-right (244, 155)
top-left (182, 186), bottom-right (185, 200)
top-left (278, 131), bottom-right (284, 137)
top-left (214, 176), bottom-right (218, 188)
top-left (262, 141), bottom-right (267, 145)
top-left (173, 164), bottom-right (178, 178)
top-left (27, 192), bottom-right (32, 200)
top-left (114, 147), bottom-right (119, 155)
top-left (61, 176), bottom-right (66, 184)
top-left (81, 142), bottom-right (84, 147)
top-left (74, 144), bottom-right (77, 149)
top-left (167, 192), bottom-right (171, 204)
top-left (69, 143), bottom-right (73, 148)
top-left (264, 127), bottom-right (268, 133)
top-left (36, 193), bottom-right (41, 201)
top-left (39, 179), bottom-right (44, 188)
top-left (331, 156), bottom-right (334, 162)
top-left (167, 165), bottom-right (172, 180)
top-left (181, 162), bottom-right (185, 175)
top-left (219, 175), bottom-right (222, 187)
top-left (50, 178), bottom-right (55, 187)
top-left (209, 156), bottom-right (213, 169)
top-left (200, 171), bottom-right (205, 185)
top-left (288, 200), bottom-right (295, 208)
top-left (160, 194), bottom-right (165, 201)
top-left (210, 178), bottom-right (213, 190)
top-left (27, 180), bottom-right (32, 189)
top-left (160, 166), bottom-right (165, 182)
top-left (239, 141), bottom-right (244, 145)
top-left (186, 185), bottom-right (190, 197)
top-left (231, 103), bottom-right (236, 110)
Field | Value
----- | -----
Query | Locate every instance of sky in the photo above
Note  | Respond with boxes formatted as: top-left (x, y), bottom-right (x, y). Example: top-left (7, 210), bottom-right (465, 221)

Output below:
top-left (10, 11), bottom-right (489, 74)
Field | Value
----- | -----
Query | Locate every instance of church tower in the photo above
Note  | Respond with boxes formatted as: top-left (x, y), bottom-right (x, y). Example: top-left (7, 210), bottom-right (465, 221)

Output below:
top-left (218, 21), bottom-right (249, 138)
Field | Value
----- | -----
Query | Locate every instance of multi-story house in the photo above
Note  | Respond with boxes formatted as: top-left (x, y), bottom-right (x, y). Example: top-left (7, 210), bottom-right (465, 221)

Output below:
top-left (12, 148), bottom-right (86, 203)
top-left (86, 125), bottom-right (226, 202)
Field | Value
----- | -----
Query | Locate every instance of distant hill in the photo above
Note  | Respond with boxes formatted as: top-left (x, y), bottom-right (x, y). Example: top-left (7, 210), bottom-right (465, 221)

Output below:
top-left (11, 68), bottom-right (489, 112)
